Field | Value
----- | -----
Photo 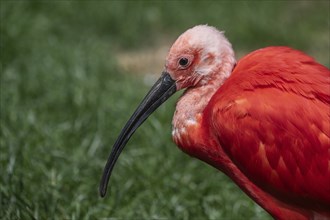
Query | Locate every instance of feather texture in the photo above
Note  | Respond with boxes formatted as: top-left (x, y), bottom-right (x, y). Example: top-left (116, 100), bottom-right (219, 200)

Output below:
top-left (203, 47), bottom-right (330, 218)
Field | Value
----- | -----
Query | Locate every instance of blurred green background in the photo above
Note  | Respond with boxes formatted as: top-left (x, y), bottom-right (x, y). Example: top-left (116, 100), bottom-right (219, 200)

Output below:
top-left (1, 1), bottom-right (329, 219)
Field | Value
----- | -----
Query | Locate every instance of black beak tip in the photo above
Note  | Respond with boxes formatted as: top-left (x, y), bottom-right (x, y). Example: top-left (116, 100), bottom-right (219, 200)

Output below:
top-left (99, 185), bottom-right (107, 198)
top-left (100, 191), bottom-right (106, 198)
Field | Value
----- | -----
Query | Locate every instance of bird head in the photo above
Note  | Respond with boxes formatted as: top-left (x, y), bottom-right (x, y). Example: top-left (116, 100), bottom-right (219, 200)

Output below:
top-left (99, 25), bottom-right (235, 197)
top-left (165, 25), bottom-right (234, 90)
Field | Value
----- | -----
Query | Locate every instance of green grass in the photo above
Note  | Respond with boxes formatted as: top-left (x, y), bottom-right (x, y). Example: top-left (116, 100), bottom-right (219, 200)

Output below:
top-left (1, 1), bottom-right (329, 219)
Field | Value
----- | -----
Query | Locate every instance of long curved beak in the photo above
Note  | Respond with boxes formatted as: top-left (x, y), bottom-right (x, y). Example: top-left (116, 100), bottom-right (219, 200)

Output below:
top-left (99, 72), bottom-right (177, 197)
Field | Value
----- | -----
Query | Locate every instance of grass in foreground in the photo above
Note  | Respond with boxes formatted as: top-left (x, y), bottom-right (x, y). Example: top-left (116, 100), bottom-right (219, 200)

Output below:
top-left (1, 1), bottom-right (329, 219)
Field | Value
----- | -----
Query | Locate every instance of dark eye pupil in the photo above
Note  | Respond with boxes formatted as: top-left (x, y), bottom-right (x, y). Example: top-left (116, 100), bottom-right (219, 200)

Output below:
top-left (179, 58), bottom-right (188, 66)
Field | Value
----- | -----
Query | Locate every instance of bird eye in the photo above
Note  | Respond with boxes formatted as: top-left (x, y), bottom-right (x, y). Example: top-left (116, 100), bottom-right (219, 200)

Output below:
top-left (179, 57), bottom-right (189, 67)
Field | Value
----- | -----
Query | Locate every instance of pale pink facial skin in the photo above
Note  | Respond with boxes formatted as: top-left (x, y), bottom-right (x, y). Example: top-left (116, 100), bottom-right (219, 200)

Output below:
top-left (164, 25), bottom-right (236, 91)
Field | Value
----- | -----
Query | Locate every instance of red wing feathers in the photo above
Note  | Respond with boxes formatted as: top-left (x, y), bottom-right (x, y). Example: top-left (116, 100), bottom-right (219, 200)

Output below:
top-left (207, 47), bottom-right (330, 211)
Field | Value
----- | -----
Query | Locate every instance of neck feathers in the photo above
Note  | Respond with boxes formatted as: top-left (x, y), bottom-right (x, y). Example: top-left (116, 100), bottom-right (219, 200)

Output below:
top-left (172, 53), bottom-right (236, 139)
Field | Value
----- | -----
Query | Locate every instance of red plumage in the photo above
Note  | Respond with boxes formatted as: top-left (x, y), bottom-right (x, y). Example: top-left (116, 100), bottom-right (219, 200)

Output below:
top-left (194, 47), bottom-right (330, 219)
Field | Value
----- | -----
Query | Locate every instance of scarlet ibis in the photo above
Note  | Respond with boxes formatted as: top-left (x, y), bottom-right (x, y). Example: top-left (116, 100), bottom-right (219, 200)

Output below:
top-left (100, 25), bottom-right (330, 219)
